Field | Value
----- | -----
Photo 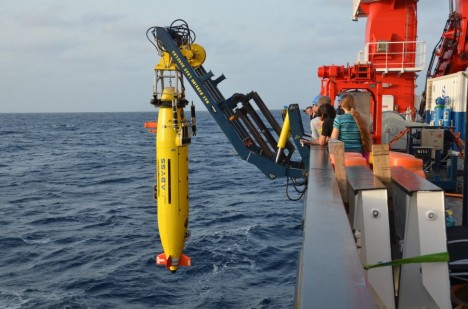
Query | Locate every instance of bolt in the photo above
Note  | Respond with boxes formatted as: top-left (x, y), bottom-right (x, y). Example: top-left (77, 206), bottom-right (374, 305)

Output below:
top-left (372, 209), bottom-right (380, 218)
top-left (426, 211), bottom-right (437, 221)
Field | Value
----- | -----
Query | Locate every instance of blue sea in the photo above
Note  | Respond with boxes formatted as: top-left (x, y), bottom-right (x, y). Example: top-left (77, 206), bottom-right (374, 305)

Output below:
top-left (0, 112), bottom-right (303, 308)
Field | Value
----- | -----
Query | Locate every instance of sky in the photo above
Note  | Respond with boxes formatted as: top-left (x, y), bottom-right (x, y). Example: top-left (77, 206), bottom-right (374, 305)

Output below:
top-left (0, 1), bottom-right (449, 113)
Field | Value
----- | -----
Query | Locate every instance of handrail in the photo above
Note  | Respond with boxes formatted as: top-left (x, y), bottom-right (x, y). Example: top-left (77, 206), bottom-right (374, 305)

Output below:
top-left (357, 40), bottom-right (426, 73)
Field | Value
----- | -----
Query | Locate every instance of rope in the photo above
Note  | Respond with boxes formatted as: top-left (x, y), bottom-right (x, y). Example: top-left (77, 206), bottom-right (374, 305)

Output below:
top-left (364, 252), bottom-right (449, 270)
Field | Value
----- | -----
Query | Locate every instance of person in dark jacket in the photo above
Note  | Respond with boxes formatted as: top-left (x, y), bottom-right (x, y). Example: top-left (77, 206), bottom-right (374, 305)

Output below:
top-left (336, 95), bottom-right (345, 115)
top-left (300, 103), bottom-right (336, 146)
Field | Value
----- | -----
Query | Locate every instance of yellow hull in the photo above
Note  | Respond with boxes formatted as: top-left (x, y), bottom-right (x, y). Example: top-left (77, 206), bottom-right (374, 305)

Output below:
top-left (156, 106), bottom-right (191, 272)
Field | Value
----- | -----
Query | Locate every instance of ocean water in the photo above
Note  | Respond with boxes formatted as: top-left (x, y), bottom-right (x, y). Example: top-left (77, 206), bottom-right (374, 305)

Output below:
top-left (0, 112), bottom-right (303, 309)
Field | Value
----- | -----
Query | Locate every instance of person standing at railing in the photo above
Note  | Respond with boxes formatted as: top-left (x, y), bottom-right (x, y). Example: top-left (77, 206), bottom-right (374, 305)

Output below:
top-left (335, 95), bottom-right (345, 115)
top-left (300, 103), bottom-right (336, 146)
top-left (331, 94), bottom-right (372, 159)
top-left (311, 95), bottom-right (332, 139)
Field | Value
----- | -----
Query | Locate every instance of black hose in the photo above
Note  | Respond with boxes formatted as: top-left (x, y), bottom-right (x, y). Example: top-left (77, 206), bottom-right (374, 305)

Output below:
top-left (285, 176), bottom-right (307, 201)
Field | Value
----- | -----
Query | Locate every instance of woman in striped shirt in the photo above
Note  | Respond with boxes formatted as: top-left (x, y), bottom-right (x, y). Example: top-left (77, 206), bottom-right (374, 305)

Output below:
top-left (331, 94), bottom-right (372, 155)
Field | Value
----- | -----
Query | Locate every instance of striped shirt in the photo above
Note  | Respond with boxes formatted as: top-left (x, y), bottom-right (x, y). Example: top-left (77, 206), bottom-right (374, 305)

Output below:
top-left (333, 114), bottom-right (362, 153)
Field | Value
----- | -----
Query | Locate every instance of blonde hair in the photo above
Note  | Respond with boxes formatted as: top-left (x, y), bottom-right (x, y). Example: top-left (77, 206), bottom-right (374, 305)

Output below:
top-left (340, 94), bottom-right (373, 153)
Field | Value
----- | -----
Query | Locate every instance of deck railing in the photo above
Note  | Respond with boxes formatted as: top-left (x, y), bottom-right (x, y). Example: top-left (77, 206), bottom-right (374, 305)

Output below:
top-left (295, 144), bottom-right (452, 308)
top-left (357, 41), bottom-right (426, 73)
top-left (294, 145), bottom-right (376, 308)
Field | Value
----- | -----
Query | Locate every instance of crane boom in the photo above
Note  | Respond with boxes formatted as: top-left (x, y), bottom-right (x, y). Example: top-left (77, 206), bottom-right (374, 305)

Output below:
top-left (147, 20), bottom-right (309, 180)
top-left (427, 0), bottom-right (468, 79)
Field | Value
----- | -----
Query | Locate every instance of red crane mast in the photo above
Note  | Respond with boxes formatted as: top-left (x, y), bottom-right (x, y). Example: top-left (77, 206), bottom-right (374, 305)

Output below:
top-left (319, 1), bottom-right (468, 142)
top-left (318, 0), bottom-right (423, 143)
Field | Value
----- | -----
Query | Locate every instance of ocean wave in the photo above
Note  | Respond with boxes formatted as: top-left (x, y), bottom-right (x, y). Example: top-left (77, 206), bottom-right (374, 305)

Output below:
top-left (0, 290), bottom-right (28, 309)
top-left (0, 237), bottom-right (28, 248)
top-left (0, 112), bottom-right (301, 308)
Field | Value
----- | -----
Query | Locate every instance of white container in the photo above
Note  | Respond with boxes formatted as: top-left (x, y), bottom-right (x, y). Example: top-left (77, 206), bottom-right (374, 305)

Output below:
top-left (426, 71), bottom-right (468, 139)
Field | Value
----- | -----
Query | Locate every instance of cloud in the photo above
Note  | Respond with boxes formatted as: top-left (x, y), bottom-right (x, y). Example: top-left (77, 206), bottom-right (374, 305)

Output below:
top-left (0, 0), bottom-right (456, 113)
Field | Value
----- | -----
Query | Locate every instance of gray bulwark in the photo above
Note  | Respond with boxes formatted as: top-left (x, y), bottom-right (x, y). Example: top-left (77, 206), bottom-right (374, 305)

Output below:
top-left (347, 165), bottom-right (387, 193)
top-left (391, 166), bottom-right (442, 195)
top-left (295, 145), bottom-right (376, 308)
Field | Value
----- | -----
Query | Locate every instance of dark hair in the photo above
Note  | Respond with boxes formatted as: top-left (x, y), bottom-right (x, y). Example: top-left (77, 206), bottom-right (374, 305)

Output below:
top-left (317, 103), bottom-right (336, 120)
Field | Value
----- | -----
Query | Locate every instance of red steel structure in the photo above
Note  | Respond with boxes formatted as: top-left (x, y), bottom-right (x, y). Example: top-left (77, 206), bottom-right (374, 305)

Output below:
top-left (428, 0), bottom-right (468, 78)
top-left (317, 0), bottom-right (468, 142)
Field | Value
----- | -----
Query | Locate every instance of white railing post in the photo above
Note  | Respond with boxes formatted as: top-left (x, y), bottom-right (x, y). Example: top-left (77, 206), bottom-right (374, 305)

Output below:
top-left (392, 166), bottom-right (451, 308)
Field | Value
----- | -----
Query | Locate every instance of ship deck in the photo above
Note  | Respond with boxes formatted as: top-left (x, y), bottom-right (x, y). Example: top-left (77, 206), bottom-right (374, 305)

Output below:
top-left (295, 144), bottom-right (467, 308)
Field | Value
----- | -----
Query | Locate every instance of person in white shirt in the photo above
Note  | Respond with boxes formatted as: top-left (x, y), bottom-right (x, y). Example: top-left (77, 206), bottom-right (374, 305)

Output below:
top-left (310, 96), bottom-right (331, 139)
